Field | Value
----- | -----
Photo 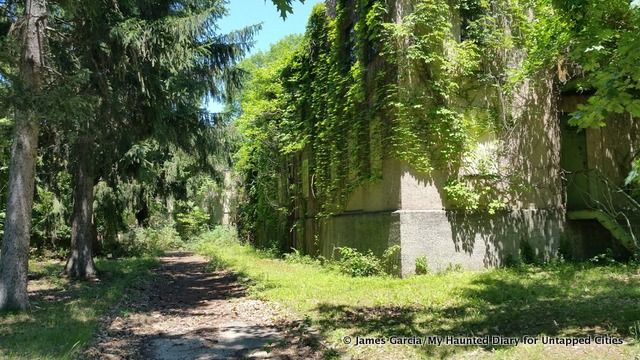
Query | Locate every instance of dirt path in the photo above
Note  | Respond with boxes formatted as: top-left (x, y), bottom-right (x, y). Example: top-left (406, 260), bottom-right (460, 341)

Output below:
top-left (86, 252), bottom-right (322, 360)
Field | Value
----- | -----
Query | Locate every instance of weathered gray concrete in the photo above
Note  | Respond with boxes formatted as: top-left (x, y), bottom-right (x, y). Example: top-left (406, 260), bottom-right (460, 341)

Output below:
top-left (316, 211), bottom-right (401, 260)
top-left (396, 209), bottom-right (564, 275)
top-left (344, 159), bottom-right (401, 212)
top-left (284, 0), bottom-right (638, 274)
top-left (306, 206), bottom-right (567, 275)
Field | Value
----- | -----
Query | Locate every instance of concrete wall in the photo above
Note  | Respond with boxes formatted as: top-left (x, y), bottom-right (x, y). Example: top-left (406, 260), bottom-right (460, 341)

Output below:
top-left (317, 211), bottom-right (401, 259)
top-left (306, 155), bottom-right (568, 275)
top-left (585, 116), bottom-right (640, 202)
top-left (561, 95), bottom-right (640, 206)
top-left (211, 171), bottom-right (238, 226)
top-left (290, 0), bottom-right (567, 275)
top-left (397, 209), bottom-right (564, 275)
top-left (284, 0), bottom-right (638, 275)
top-left (503, 74), bottom-right (564, 209)
top-left (344, 160), bottom-right (401, 212)
top-left (560, 95), bottom-right (640, 246)
top-left (394, 145), bottom-right (566, 275)
top-left (301, 158), bottom-right (402, 258)
top-left (383, 69), bottom-right (567, 274)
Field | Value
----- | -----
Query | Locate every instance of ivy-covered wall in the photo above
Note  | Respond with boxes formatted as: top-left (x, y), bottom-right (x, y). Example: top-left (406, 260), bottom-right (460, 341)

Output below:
top-left (272, 0), bottom-right (572, 218)
top-left (235, 0), bottom-right (640, 271)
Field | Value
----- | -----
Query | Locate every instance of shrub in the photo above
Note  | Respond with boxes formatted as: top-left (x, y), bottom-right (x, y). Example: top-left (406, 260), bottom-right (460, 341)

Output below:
top-left (381, 245), bottom-right (401, 276)
top-left (415, 256), bottom-right (429, 275)
top-left (335, 247), bottom-right (383, 277)
top-left (175, 202), bottom-right (210, 239)
top-left (589, 249), bottom-right (617, 266)
top-left (284, 248), bottom-right (321, 266)
top-left (101, 225), bottom-right (182, 257)
top-left (193, 226), bottom-right (239, 246)
top-left (131, 225), bottom-right (183, 255)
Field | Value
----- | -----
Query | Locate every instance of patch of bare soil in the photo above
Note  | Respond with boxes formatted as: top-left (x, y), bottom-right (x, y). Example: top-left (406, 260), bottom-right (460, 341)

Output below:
top-left (85, 252), bottom-right (323, 360)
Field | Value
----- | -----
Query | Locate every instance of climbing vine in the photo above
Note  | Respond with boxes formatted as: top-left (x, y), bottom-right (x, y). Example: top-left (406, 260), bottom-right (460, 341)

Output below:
top-left (277, 1), bottom-right (394, 214)
top-left (280, 0), bottom-right (503, 213)
top-left (237, 0), bottom-right (559, 220)
top-left (238, 0), bottom-right (640, 239)
top-left (388, 0), bottom-right (480, 173)
top-left (381, 0), bottom-right (544, 209)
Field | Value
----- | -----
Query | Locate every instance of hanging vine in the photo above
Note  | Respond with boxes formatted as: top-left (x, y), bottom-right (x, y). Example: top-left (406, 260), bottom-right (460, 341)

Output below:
top-left (239, 0), bottom-right (584, 219)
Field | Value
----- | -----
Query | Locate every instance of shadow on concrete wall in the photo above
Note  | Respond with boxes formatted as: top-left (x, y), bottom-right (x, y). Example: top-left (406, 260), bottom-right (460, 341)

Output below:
top-left (445, 210), bottom-right (563, 267)
top-left (399, 72), bottom-right (570, 268)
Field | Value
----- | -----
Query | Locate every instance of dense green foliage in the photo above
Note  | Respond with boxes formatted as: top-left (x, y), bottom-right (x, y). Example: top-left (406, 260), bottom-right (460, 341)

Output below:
top-left (546, 0), bottom-right (640, 206)
top-left (1, 0), bottom-right (636, 262)
top-left (553, 1), bottom-right (640, 128)
top-left (231, 1), bottom-right (484, 248)
top-left (234, 35), bottom-right (302, 250)
top-left (92, 134), bottom-right (237, 257)
top-left (0, 0), bottom-right (250, 261)
top-left (1, 0), bottom-right (640, 355)
top-left (414, 255), bottom-right (429, 275)
top-left (334, 247), bottom-right (385, 277)
top-left (547, 0), bottom-right (640, 206)
top-left (280, 2), bottom-right (392, 212)
top-left (235, 0), bottom-right (640, 252)
top-left (234, 0), bottom-right (532, 226)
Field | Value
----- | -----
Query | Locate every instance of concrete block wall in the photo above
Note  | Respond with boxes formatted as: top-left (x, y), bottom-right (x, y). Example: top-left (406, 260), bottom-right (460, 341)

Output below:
top-left (287, 0), bottom-right (636, 275)
top-left (318, 211), bottom-right (401, 259)
top-left (295, 1), bottom-right (569, 274)
top-left (396, 209), bottom-right (564, 275)
top-left (303, 158), bottom-right (568, 275)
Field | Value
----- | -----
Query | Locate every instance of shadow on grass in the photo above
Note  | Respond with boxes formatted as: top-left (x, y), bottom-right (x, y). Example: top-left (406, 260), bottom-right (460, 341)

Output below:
top-left (312, 265), bottom-right (640, 358)
top-left (0, 257), bottom-right (157, 359)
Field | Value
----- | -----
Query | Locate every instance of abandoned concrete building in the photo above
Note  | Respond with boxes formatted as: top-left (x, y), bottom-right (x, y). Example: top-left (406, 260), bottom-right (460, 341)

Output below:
top-left (239, 0), bottom-right (640, 275)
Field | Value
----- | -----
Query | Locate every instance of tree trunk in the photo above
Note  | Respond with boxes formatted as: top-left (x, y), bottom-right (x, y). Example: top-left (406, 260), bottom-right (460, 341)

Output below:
top-left (0, 0), bottom-right (46, 312)
top-left (65, 135), bottom-right (97, 279)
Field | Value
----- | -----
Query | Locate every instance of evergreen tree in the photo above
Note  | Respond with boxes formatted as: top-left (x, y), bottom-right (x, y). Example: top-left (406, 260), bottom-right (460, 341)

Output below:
top-left (0, 0), bottom-right (47, 311)
top-left (272, 0), bottom-right (304, 18)
top-left (50, 0), bottom-right (255, 278)
top-left (0, 0), bottom-right (297, 308)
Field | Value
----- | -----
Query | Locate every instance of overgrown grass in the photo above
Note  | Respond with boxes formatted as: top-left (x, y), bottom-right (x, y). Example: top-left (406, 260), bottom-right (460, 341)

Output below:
top-left (193, 229), bottom-right (640, 359)
top-left (0, 257), bottom-right (157, 359)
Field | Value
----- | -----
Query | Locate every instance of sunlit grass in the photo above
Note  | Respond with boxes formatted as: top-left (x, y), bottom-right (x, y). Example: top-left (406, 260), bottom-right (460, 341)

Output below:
top-left (194, 237), bottom-right (640, 359)
top-left (0, 257), bottom-right (157, 360)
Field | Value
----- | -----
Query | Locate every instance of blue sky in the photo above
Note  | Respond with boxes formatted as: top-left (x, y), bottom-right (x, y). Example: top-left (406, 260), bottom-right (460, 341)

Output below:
top-left (219, 0), bottom-right (323, 55)
top-left (207, 0), bottom-right (322, 112)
